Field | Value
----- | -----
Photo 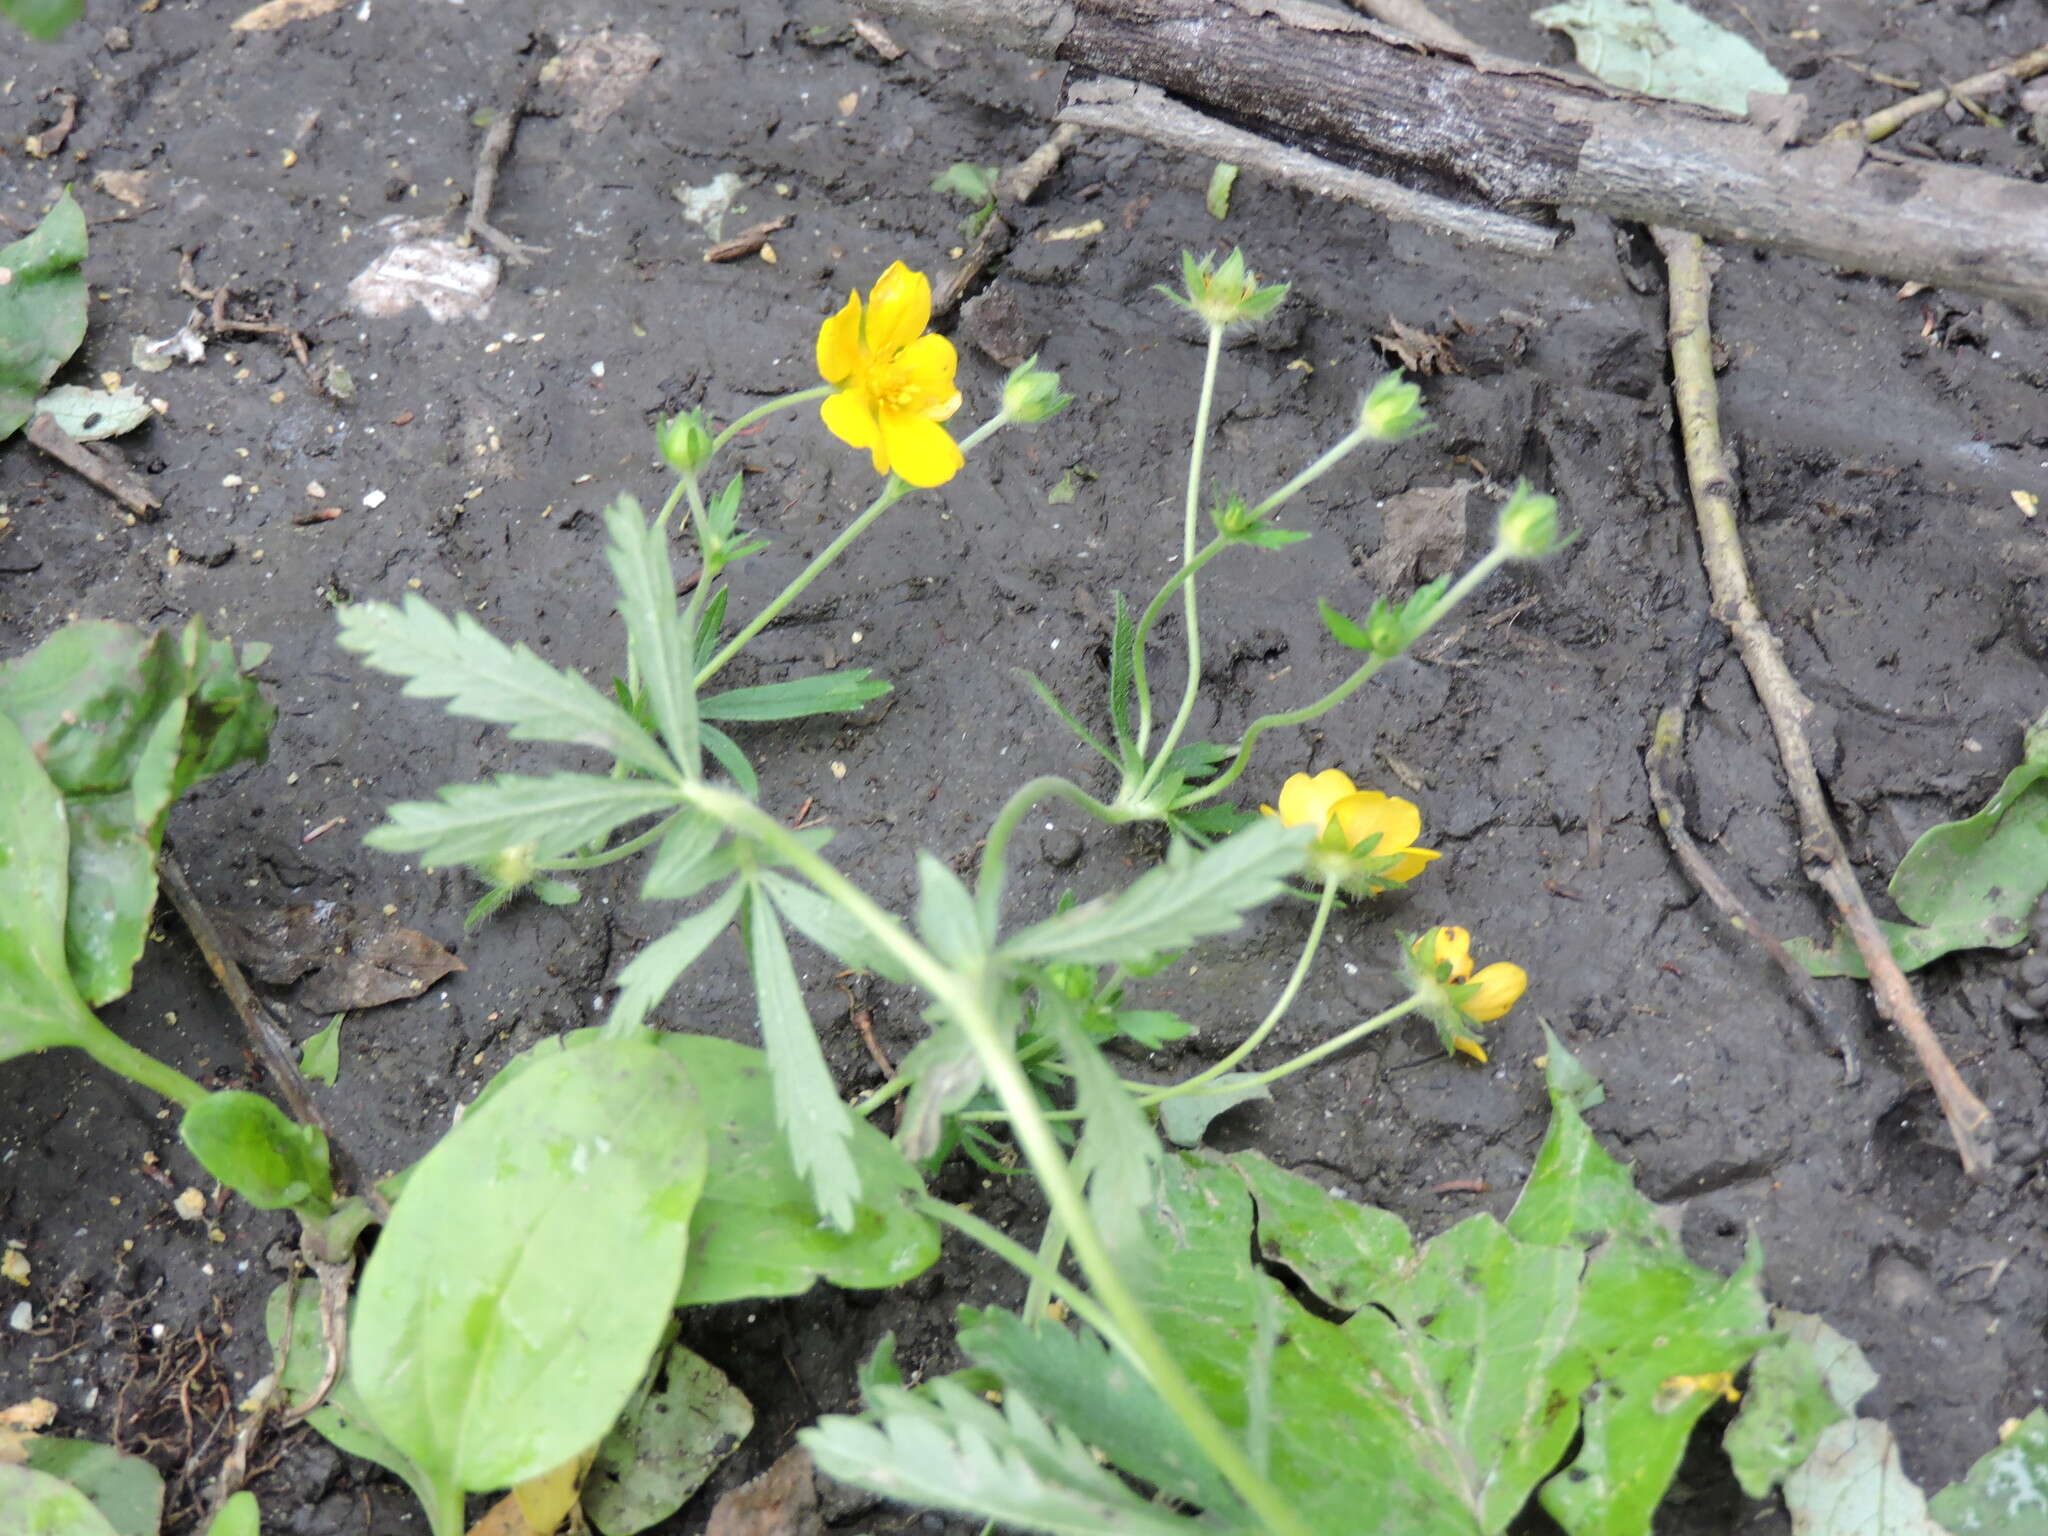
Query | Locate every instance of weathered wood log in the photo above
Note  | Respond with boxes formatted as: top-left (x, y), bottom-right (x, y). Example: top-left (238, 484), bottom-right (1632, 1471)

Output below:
top-left (873, 0), bottom-right (2048, 308)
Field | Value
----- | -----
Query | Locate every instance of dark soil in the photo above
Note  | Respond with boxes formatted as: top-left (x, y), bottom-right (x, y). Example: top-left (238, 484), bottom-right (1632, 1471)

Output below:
top-left (4, 2), bottom-right (2046, 1532)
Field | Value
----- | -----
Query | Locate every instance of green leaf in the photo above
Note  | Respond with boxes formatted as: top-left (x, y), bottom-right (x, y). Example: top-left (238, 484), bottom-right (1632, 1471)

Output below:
top-left (0, 1462), bottom-right (122, 1536)
top-left (699, 669), bottom-right (890, 722)
top-left (19, 1440), bottom-right (162, 1536)
top-left (1508, 1026), bottom-right (1661, 1249)
top-left (755, 869), bottom-right (913, 984)
top-left (1782, 1418), bottom-right (1948, 1536)
top-left (299, 1015), bottom-right (344, 1086)
top-left (351, 1038), bottom-right (707, 1501)
top-left (605, 883), bottom-right (743, 1034)
top-left (335, 594), bottom-right (673, 781)
top-left (1111, 1007), bottom-right (1191, 1049)
top-left (1723, 1319), bottom-right (1848, 1499)
top-left (365, 773), bottom-right (680, 868)
top-left (603, 495), bottom-right (699, 773)
top-left (1205, 162), bottom-right (1239, 220)
top-left (802, 1379), bottom-right (1207, 1536)
top-left (915, 851), bottom-right (987, 965)
top-left (1929, 1408), bottom-right (2048, 1535)
top-left (32, 384), bottom-right (152, 441)
top-left (179, 1090), bottom-right (333, 1213)
top-left (0, 713), bottom-right (100, 1063)
top-left (698, 722), bottom-right (760, 798)
top-left (930, 161), bottom-right (999, 206)
top-left (1531, 0), bottom-right (1789, 116)
top-left (266, 1281), bottom-right (442, 1520)
top-left (999, 818), bottom-right (1307, 967)
top-left (693, 586), bottom-right (729, 671)
top-left (1108, 591), bottom-right (1137, 757)
top-left (1319, 598), bottom-right (1376, 652)
top-left (1052, 999), bottom-right (1162, 1264)
top-left (892, 1023), bottom-right (987, 1163)
top-left (1228, 1150), bottom-right (1413, 1310)
top-left (2, 0), bottom-right (82, 40)
top-left (201, 1491), bottom-right (260, 1536)
top-left (1014, 667), bottom-right (1119, 767)
top-left (585, 1335), bottom-right (753, 1536)
top-left (955, 1307), bottom-right (1245, 1516)
top-left (744, 885), bottom-right (863, 1231)
top-left (1156, 1073), bottom-right (1271, 1148)
top-left (0, 189), bottom-right (88, 441)
top-left (1792, 719), bottom-right (2048, 977)
top-left (641, 812), bottom-right (732, 902)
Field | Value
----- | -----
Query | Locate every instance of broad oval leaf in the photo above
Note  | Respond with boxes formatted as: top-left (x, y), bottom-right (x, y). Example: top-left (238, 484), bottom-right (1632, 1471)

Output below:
top-left (0, 1461), bottom-right (122, 1536)
top-left (352, 1038), bottom-right (708, 1496)
top-left (0, 712), bottom-right (98, 1061)
top-left (179, 1089), bottom-right (333, 1213)
top-left (0, 188), bottom-right (88, 440)
top-left (19, 1440), bottom-right (162, 1536)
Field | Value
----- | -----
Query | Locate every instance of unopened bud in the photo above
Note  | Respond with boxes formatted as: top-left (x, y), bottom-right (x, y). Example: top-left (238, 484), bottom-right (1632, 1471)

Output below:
top-left (657, 408), bottom-right (715, 473)
top-left (1002, 356), bottom-right (1072, 425)
top-left (1358, 372), bottom-right (1428, 442)
top-left (1495, 480), bottom-right (1563, 560)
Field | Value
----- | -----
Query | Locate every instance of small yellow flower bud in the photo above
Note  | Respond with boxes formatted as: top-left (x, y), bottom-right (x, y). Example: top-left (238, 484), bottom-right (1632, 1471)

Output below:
top-left (657, 408), bottom-right (715, 473)
top-left (481, 842), bottom-right (539, 891)
top-left (1358, 371), bottom-right (1428, 442)
top-left (1496, 479), bottom-right (1563, 560)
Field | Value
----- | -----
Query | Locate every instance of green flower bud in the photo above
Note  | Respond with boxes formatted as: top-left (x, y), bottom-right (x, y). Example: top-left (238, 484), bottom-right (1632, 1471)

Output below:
top-left (1210, 492), bottom-right (1256, 538)
top-left (1358, 371), bottom-right (1428, 442)
top-left (1157, 247), bottom-right (1290, 330)
top-left (1002, 355), bottom-right (1072, 424)
top-left (481, 841), bottom-right (539, 891)
top-left (1495, 479), bottom-right (1563, 560)
top-left (657, 408), bottom-right (715, 473)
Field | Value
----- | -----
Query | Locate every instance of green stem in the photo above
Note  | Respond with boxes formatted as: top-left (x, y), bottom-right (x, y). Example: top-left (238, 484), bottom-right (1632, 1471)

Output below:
top-left (1226, 994), bottom-right (1425, 1089)
top-left (1136, 324), bottom-right (1224, 761)
top-left (854, 1071), bottom-right (913, 1117)
top-left (1182, 545), bottom-right (1514, 808)
top-left (76, 1014), bottom-right (207, 1108)
top-left (1246, 424), bottom-right (1372, 523)
top-left (1020, 1211), bottom-right (1070, 1334)
top-left (914, 1196), bottom-right (1130, 1356)
top-left (974, 774), bottom-right (1126, 930)
top-left (678, 784), bottom-right (1310, 1536)
top-left (695, 413), bottom-right (1009, 689)
top-left (1139, 876), bottom-right (1337, 1104)
top-left (540, 813), bottom-right (677, 873)
top-left (1127, 535), bottom-right (1231, 755)
top-left (711, 384), bottom-right (834, 454)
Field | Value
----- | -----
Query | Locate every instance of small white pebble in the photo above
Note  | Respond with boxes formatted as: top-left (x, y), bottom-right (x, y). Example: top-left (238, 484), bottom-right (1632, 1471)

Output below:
top-left (362, 489), bottom-right (387, 509)
top-left (8, 1300), bottom-right (32, 1332)
top-left (173, 1188), bottom-right (207, 1222)
top-left (590, 361), bottom-right (606, 378)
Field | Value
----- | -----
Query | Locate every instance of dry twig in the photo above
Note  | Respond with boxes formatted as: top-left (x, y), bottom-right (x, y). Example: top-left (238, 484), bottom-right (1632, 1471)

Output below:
top-left (465, 46), bottom-right (550, 265)
top-left (1652, 226), bottom-right (1992, 1176)
top-left (932, 122), bottom-right (1086, 317)
top-left (25, 414), bottom-right (161, 519)
top-left (1833, 41), bottom-right (2048, 144)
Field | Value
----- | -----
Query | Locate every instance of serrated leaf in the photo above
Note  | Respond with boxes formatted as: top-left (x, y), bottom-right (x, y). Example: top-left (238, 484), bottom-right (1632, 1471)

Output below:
top-left (641, 813), bottom-right (733, 902)
top-left (1156, 1073), bottom-right (1270, 1147)
top-left (365, 773), bottom-right (680, 868)
top-left (1929, 1407), bottom-right (2048, 1535)
top-left (699, 669), bottom-right (890, 722)
top-left (1228, 1150), bottom-right (1413, 1310)
top-left (1000, 818), bottom-right (1307, 967)
top-left (692, 585), bottom-right (729, 670)
top-left (604, 496), bottom-right (699, 773)
top-left (915, 851), bottom-right (987, 965)
top-left (605, 883), bottom-right (743, 1035)
top-left (335, 594), bottom-right (673, 780)
top-left (0, 189), bottom-right (87, 441)
top-left (1052, 999), bottom-right (1161, 1263)
top-left (755, 869), bottom-right (912, 985)
top-left (32, 384), bottom-right (152, 441)
top-left (1108, 590), bottom-right (1138, 757)
top-left (744, 884), bottom-right (863, 1231)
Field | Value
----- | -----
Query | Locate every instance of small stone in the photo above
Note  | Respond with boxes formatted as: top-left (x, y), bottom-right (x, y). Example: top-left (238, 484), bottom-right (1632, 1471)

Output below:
top-left (1040, 828), bottom-right (1084, 868)
top-left (8, 1300), bottom-right (33, 1332)
top-left (2005, 988), bottom-right (2044, 1024)
top-left (2018, 952), bottom-right (2048, 989)
top-left (173, 1187), bottom-right (207, 1222)
top-left (1, 1249), bottom-right (28, 1286)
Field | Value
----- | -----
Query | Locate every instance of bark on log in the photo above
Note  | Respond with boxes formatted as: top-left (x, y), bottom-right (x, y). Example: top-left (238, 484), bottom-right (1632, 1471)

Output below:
top-left (873, 0), bottom-right (2048, 308)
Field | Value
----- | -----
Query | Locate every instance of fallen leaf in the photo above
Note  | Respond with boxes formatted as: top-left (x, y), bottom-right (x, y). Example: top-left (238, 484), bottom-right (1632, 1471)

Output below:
top-left (1373, 314), bottom-right (1461, 375)
top-left (91, 170), bottom-right (152, 208)
top-left (1782, 1418), bottom-right (1947, 1536)
top-left (543, 31), bottom-right (662, 134)
top-left (0, 1400), bottom-right (56, 1432)
top-left (706, 1448), bottom-right (823, 1536)
top-left (31, 384), bottom-right (153, 441)
top-left (586, 1338), bottom-right (753, 1535)
top-left (231, 0), bottom-right (347, 31)
top-left (466, 1450), bottom-right (594, 1536)
top-left (347, 236), bottom-right (498, 323)
top-left (1363, 480), bottom-right (1475, 591)
top-left (218, 901), bottom-right (465, 1012)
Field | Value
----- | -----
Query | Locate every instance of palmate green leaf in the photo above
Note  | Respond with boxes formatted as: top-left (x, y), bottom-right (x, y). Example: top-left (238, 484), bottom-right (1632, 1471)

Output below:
top-left (585, 1333), bottom-right (753, 1536)
top-left (0, 713), bottom-right (104, 1062)
top-left (756, 869), bottom-right (913, 984)
top-left (603, 496), bottom-right (699, 773)
top-left (1050, 999), bottom-right (1161, 1265)
top-left (743, 883), bottom-right (863, 1231)
top-left (802, 1379), bottom-right (1215, 1536)
top-left (0, 1462), bottom-right (122, 1536)
top-left (1929, 1407), bottom-right (2048, 1535)
top-left (335, 593), bottom-right (673, 781)
top-left (365, 772), bottom-right (680, 867)
top-left (19, 1439), bottom-right (162, 1536)
top-left (954, 1307), bottom-right (1245, 1517)
top-left (179, 1089), bottom-right (333, 1213)
top-left (1000, 817), bottom-right (1307, 967)
top-left (351, 1039), bottom-right (707, 1503)
top-left (0, 188), bottom-right (88, 440)
top-left (605, 883), bottom-right (743, 1035)
top-left (699, 669), bottom-right (890, 722)
top-left (266, 1281), bottom-right (441, 1521)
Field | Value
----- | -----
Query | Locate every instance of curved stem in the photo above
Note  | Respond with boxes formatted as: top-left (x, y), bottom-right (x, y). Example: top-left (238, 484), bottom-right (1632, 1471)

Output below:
top-left (915, 1196), bottom-right (1130, 1356)
top-left (679, 784), bottom-right (1310, 1536)
top-left (974, 774), bottom-right (1125, 930)
top-left (77, 1015), bottom-right (207, 1108)
top-left (1139, 876), bottom-right (1338, 1104)
top-left (1227, 994), bottom-right (1425, 1089)
top-left (1021, 1212), bottom-right (1070, 1334)
top-left (540, 814), bottom-right (677, 873)
top-left (1127, 536), bottom-right (1230, 751)
top-left (711, 385), bottom-right (834, 454)
top-left (854, 1071), bottom-right (913, 1117)
top-left (1135, 324), bottom-right (1224, 759)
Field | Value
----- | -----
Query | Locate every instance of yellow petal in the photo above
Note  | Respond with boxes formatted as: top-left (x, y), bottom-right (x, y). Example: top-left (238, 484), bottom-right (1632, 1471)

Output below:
top-left (865, 261), bottom-right (931, 357)
top-left (877, 409), bottom-right (963, 488)
top-left (1419, 925), bottom-right (1473, 982)
top-left (1462, 961), bottom-right (1527, 1023)
top-left (816, 291), bottom-right (863, 384)
top-left (1275, 769), bottom-right (1356, 831)
top-left (821, 387), bottom-right (886, 474)
top-left (1331, 790), bottom-right (1422, 857)
top-left (892, 332), bottom-right (960, 411)
top-left (1383, 846), bottom-right (1440, 884)
top-left (1451, 1035), bottom-right (1489, 1064)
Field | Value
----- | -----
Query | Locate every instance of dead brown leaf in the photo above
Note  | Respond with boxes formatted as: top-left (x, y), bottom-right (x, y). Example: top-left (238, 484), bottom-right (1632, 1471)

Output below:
top-left (543, 31), bottom-right (663, 134)
top-left (93, 170), bottom-right (154, 208)
top-left (704, 217), bottom-right (794, 264)
top-left (1362, 480), bottom-right (1475, 592)
top-left (230, 0), bottom-right (347, 32)
top-left (706, 1448), bottom-right (823, 1536)
top-left (218, 902), bottom-right (464, 1012)
top-left (1372, 314), bottom-right (1462, 376)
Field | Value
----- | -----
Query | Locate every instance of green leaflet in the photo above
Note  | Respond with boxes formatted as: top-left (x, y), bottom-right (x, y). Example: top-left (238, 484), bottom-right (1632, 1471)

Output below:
top-left (350, 1038), bottom-right (707, 1524)
top-left (603, 495), bottom-right (700, 774)
top-left (1531, 0), bottom-right (1789, 116)
top-left (585, 1333), bottom-right (753, 1536)
top-left (200, 1492), bottom-right (260, 1536)
top-left (698, 669), bottom-right (890, 721)
top-left (0, 189), bottom-right (87, 440)
top-left (366, 773), bottom-right (680, 868)
top-left (1723, 1312), bottom-right (1851, 1499)
top-left (0, 712), bottom-right (96, 1063)
top-left (179, 1089), bottom-right (334, 1215)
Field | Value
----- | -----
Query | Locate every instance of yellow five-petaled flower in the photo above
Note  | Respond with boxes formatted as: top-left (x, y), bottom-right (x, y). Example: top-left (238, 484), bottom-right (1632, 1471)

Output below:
top-left (1408, 925), bottom-right (1528, 1063)
top-left (816, 261), bottom-right (964, 489)
top-left (1260, 769), bottom-right (1439, 897)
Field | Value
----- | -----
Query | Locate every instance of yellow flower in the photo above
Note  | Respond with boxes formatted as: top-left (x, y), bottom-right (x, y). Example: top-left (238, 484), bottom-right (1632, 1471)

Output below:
top-left (815, 261), bottom-right (964, 488)
top-left (1408, 926), bottom-right (1527, 1063)
top-left (1259, 769), bottom-right (1438, 896)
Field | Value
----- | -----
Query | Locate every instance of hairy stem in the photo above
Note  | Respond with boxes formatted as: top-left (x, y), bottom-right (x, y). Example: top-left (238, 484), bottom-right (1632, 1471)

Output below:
top-left (711, 384), bottom-right (834, 454)
top-left (975, 774), bottom-right (1126, 930)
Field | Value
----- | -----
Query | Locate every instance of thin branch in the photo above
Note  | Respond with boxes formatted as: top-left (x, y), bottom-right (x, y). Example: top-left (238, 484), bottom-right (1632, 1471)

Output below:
top-left (1652, 225), bottom-right (1993, 1177)
top-left (1833, 41), bottom-right (2048, 144)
